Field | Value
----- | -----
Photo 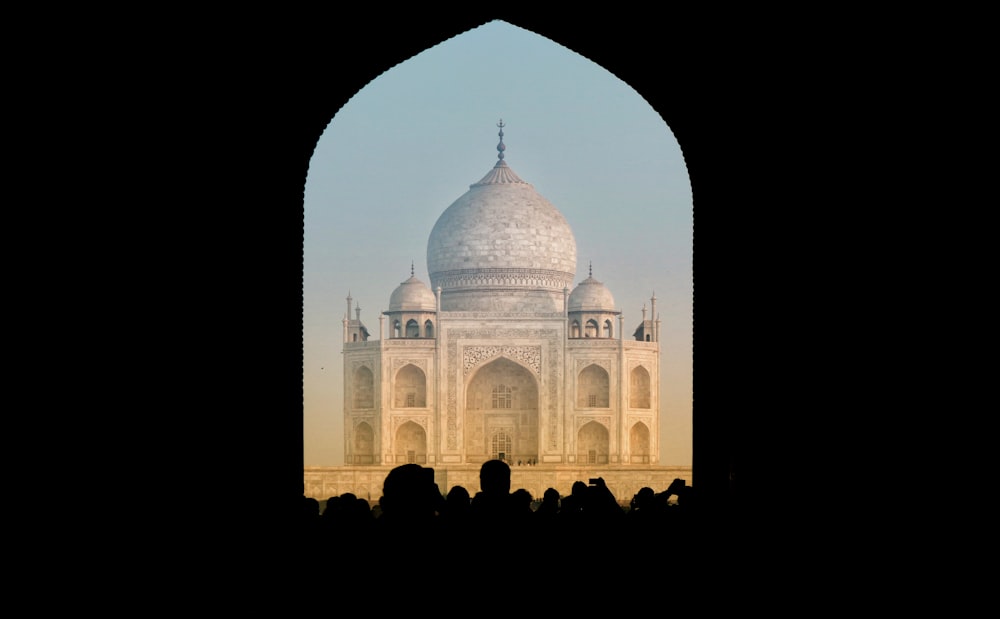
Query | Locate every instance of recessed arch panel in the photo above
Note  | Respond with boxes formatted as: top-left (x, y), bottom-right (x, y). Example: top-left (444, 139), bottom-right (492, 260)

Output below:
top-left (394, 363), bottom-right (427, 408)
top-left (394, 420), bottom-right (427, 464)
top-left (577, 420), bottom-right (609, 464)
top-left (577, 364), bottom-right (610, 408)
top-left (465, 357), bottom-right (539, 464)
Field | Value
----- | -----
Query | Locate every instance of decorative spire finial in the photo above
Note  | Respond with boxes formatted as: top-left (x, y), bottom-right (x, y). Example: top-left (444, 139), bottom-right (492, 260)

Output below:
top-left (496, 118), bottom-right (506, 161)
top-left (411, 261), bottom-right (415, 277)
top-left (589, 261), bottom-right (593, 278)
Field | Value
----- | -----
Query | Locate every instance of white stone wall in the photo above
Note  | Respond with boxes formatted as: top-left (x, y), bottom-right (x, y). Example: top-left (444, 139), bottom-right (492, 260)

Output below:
top-left (342, 311), bottom-right (663, 467)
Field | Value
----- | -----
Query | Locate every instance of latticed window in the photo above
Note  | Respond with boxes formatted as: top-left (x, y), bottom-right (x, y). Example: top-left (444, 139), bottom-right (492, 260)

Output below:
top-left (406, 393), bottom-right (416, 407)
top-left (588, 394), bottom-right (597, 407)
top-left (492, 433), bottom-right (512, 460)
top-left (492, 384), bottom-right (512, 409)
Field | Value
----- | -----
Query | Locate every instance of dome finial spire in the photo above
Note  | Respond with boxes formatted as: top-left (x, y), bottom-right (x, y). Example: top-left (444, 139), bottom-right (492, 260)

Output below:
top-left (496, 118), bottom-right (506, 161)
top-left (589, 261), bottom-right (593, 278)
top-left (411, 261), bottom-right (415, 277)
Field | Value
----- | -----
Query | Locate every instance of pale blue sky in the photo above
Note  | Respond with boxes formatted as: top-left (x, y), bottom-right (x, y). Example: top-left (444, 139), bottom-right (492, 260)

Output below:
top-left (303, 20), bottom-right (693, 466)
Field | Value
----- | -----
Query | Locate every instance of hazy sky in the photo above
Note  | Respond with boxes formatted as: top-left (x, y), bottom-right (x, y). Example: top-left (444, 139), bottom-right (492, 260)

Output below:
top-left (303, 20), bottom-right (693, 467)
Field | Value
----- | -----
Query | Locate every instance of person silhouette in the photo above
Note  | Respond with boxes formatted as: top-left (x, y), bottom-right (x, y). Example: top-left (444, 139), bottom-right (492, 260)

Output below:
top-left (441, 485), bottom-right (472, 529)
top-left (510, 488), bottom-right (534, 525)
top-left (377, 463), bottom-right (443, 549)
top-left (469, 459), bottom-right (513, 526)
top-left (534, 487), bottom-right (561, 523)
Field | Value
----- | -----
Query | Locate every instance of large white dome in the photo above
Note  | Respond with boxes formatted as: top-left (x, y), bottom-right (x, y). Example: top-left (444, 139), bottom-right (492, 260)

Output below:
top-left (426, 136), bottom-right (577, 312)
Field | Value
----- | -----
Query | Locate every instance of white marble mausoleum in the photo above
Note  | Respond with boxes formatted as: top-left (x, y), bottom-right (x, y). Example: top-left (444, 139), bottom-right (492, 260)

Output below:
top-left (305, 122), bottom-right (690, 500)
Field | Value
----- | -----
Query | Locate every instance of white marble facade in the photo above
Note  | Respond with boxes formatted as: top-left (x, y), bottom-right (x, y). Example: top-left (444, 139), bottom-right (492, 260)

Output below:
top-left (340, 123), bottom-right (662, 474)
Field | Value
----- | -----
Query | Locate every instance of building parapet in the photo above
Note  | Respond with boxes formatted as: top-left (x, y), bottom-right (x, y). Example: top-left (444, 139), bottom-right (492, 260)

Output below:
top-left (381, 339), bottom-right (437, 348)
top-left (440, 311), bottom-right (567, 319)
top-left (622, 340), bottom-right (659, 350)
top-left (567, 339), bottom-right (620, 348)
top-left (344, 341), bottom-right (382, 350)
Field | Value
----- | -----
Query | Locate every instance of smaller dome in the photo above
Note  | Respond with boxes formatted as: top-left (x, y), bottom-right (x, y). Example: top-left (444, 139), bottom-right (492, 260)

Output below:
top-left (388, 275), bottom-right (437, 312)
top-left (568, 275), bottom-right (617, 313)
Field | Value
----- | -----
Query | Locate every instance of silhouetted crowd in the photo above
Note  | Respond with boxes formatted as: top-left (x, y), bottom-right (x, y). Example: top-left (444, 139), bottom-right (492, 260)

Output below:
top-left (301, 460), bottom-right (701, 567)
